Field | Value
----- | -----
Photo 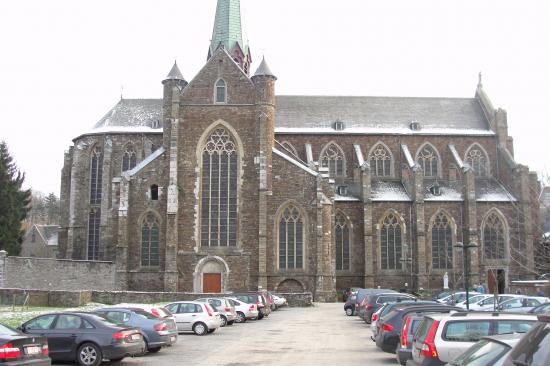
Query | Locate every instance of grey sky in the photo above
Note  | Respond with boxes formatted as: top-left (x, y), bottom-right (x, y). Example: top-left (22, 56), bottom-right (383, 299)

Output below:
top-left (1, 0), bottom-right (548, 195)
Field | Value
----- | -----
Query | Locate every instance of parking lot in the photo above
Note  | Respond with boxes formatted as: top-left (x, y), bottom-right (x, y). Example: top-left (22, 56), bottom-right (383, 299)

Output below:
top-left (79, 303), bottom-right (395, 366)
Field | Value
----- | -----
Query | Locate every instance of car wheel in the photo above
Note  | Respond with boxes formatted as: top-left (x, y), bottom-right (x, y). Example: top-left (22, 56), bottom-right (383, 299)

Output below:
top-left (258, 313), bottom-right (264, 320)
top-left (227, 320), bottom-right (234, 326)
top-left (77, 342), bottom-right (102, 366)
top-left (148, 347), bottom-right (161, 353)
top-left (220, 315), bottom-right (227, 327)
top-left (236, 312), bottom-right (246, 323)
top-left (193, 322), bottom-right (208, 336)
top-left (345, 308), bottom-right (354, 316)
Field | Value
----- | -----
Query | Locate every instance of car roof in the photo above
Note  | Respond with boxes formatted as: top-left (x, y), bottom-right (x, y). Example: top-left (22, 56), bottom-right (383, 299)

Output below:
top-left (167, 301), bottom-right (203, 305)
top-left (425, 312), bottom-right (538, 321)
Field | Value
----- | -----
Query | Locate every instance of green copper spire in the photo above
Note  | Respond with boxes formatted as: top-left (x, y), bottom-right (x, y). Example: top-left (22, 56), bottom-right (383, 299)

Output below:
top-left (208, 0), bottom-right (252, 75)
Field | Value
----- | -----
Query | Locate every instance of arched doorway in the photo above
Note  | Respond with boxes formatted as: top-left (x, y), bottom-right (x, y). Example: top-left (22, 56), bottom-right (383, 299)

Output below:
top-left (193, 256), bottom-right (230, 293)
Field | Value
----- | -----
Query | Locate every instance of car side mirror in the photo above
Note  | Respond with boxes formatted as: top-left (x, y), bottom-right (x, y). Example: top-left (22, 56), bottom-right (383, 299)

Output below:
top-left (16, 325), bottom-right (24, 332)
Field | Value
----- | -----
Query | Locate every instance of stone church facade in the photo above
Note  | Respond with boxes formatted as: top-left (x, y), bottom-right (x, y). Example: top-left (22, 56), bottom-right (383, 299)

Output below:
top-left (58, 0), bottom-right (541, 300)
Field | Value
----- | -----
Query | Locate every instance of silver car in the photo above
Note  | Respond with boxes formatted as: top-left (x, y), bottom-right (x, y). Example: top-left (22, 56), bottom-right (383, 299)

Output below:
top-left (227, 297), bottom-right (259, 322)
top-left (165, 301), bottom-right (221, 335)
top-left (195, 297), bottom-right (237, 327)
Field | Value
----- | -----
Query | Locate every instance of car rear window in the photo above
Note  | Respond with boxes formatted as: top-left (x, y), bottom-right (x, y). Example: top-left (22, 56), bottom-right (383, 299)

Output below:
top-left (415, 318), bottom-right (435, 343)
top-left (133, 310), bottom-right (157, 320)
top-left (452, 339), bottom-right (510, 366)
top-left (496, 320), bottom-right (535, 335)
top-left (443, 321), bottom-right (491, 342)
top-left (507, 322), bottom-right (550, 365)
top-left (410, 319), bottom-right (421, 335)
top-left (377, 296), bottom-right (396, 304)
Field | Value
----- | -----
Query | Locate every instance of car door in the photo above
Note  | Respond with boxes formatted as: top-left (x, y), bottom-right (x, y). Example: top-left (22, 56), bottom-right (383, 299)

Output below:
top-left (22, 315), bottom-right (58, 358)
top-left (48, 314), bottom-right (84, 360)
top-left (177, 303), bottom-right (196, 331)
top-left (165, 304), bottom-right (185, 331)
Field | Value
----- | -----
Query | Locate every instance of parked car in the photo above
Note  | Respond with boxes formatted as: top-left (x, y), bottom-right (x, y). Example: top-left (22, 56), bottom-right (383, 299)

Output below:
top-left (19, 312), bottom-right (145, 366)
top-left (446, 333), bottom-right (523, 366)
top-left (407, 312), bottom-right (537, 366)
top-left (436, 292), bottom-right (480, 305)
top-left (354, 288), bottom-right (396, 315)
top-left (272, 294), bottom-right (287, 308)
top-left (0, 323), bottom-right (50, 366)
top-left (232, 293), bottom-right (269, 319)
top-left (455, 294), bottom-right (493, 309)
top-left (93, 307), bottom-right (177, 353)
top-left (501, 314), bottom-right (550, 366)
top-left (226, 298), bottom-right (259, 322)
top-left (469, 294), bottom-right (526, 311)
top-left (344, 295), bottom-right (357, 316)
top-left (371, 301), bottom-right (439, 339)
top-left (529, 302), bottom-right (550, 314)
top-left (164, 301), bottom-right (221, 335)
top-left (343, 287), bottom-right (362, 302)
top-left (195, 297), bottom-right (237, 326)
top-left (361, 292), bottom-right (417, 323)
top-left (115, 303), bottom-right (175, 321)
top-left (497, 297), bottom-right (548, 313)
top-left (375, 304), bottom-right (463, 360)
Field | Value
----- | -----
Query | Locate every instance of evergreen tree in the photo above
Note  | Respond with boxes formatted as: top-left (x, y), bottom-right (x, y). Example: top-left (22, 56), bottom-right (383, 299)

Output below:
top-left (44, 192), bottom-right (60, 224)
top-left (0, 141), bottom-right (31, 255)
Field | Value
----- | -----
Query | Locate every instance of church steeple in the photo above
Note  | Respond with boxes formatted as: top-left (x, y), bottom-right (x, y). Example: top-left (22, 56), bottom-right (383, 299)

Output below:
top-left (208, 0), bottom-right (252, 75)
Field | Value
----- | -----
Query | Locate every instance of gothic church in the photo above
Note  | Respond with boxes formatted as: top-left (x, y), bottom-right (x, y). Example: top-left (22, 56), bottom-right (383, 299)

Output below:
top-left (58, 0), bottom-right (541, 300)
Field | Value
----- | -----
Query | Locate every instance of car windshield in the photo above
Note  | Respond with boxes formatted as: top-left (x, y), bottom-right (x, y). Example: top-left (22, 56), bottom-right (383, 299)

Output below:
top-left (451, 339), bottom-right (510, 366)
top-left (508, 322), bottom-right (550, 365)
top-left (0, 324), bottom-right (19, 336)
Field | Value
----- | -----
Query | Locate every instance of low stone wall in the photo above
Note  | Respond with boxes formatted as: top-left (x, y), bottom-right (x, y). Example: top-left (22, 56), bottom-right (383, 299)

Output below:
top-left (0, 288), bottom-right (313, 308)
top-left (2, 255), bottom-right (116, 291)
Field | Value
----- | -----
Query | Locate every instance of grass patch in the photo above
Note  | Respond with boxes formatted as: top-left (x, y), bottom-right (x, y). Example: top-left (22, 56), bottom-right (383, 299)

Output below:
top-left (0, 303), bottom-right (104, 329)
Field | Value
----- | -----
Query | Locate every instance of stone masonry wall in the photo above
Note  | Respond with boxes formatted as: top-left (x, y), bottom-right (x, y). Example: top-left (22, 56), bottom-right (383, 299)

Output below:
top-left (2, 256), bottom-right (116, 291)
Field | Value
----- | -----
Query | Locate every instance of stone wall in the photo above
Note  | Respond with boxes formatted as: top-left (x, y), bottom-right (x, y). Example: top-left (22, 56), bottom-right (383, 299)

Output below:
top-left (2, 256), bottom-right (116, 291)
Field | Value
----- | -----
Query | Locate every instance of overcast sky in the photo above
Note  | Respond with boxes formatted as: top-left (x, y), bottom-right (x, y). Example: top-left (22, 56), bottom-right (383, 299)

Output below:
top-left (1, 0), bottom-right (549, 196)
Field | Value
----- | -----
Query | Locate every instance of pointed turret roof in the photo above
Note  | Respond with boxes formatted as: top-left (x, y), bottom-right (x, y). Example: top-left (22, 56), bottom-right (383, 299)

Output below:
top-left (208, 0), bottom-right (251, 69)
top-left (164, 61), bottom-right (185, 81)
top-left (253, 57), bottom-right (276, 79)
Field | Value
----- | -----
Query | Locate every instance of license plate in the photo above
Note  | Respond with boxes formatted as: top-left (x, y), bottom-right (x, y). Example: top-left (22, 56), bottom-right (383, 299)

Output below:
top-left (25, 346), bottom-right (41, 355)
top-left (131, 334), bottom-right (141, 341)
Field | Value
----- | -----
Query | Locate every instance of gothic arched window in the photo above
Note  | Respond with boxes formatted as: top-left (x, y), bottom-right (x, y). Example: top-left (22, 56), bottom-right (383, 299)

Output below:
top-left (141, 213), bottom-right (160, 267)
top-left (90, 146), bottom-right (103, 205)
top-left (380, 213), bottom-right (403, 270)
top-left (335, 213), bottom-right (350, 271)
top-left (369, 143), bottom-right (393, 177)
top-left (201, 127), bottom-right (238, 247)
top-left (122, 146), bottom-right (137, 172)
top-left (278, 205), bottom-right (304, 270)
top-left (320, 143), bottom-right (345, 177)
top-left (483, 212), bottom-right (507, 260)
top-left (417, 144), bottom-right (440, 177)
top-left (87, 208), bottom-right (101, 261)
top-left (465, 145), bottom-right (489, 177)
top-left (215, 79), bottom-right (227, 103)
top-left (431, 213), bottom-right (453, 269)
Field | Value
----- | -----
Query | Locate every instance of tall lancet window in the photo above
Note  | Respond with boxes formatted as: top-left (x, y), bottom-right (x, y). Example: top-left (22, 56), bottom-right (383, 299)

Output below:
top-left (335, 213), bottom-right (350, 271)
top-left (90, 146), bottom-right (103, 204)
top-left (431, 213), bottom-right (453, 269)
top-left (380, 213), bottom-right (403, 270)
top-left (122, 145), bottom-right (137, 172)
top-left (320, 143), bottom-right (345, 177)
top-left (483, 212), bottom-right (507, 260)
top-left (87, 209), bottom-right (101, 261)
top-left (201, 127), bottom-right (238, 247)
top-left (278, 205), bottom-right (304, 270)
top-left (215, 79), bottom-right (227, 103)
top-left (466, 146), bottom-right (489, 177)
top-left (141, 213), bottom-right (160, 267)
top-left (417, 144), bottom-right (439, 177)
top-left (369, 143), bottom-right (393, 177)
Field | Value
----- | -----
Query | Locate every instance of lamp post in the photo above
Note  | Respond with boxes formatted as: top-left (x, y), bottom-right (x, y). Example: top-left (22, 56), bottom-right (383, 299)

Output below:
top-left (400, 243), bottom-right (413, 292)
top-left (454, 242), bottom-right (478, 310)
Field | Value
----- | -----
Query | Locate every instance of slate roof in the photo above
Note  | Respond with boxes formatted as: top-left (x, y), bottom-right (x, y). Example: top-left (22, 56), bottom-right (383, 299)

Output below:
top-left (83, 95), bottom-right (492, 137)
top-left (371, 181), bottom-right (411, 202)
top-left (475, 179), bottom-right (517, 202)
top-left (164, 62), bottom-right (185, 81)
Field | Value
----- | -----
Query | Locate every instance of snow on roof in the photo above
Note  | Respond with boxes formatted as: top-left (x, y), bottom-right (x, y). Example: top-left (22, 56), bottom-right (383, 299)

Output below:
top-left (273, 147), bottom-right (318, 176)
top-left (275, 95), bottom-right (492, 133)
top-left (425, 185), bottom-right (463, 201)
top-left (476, 179), bottom-right (517, 202)
top-left (371, 181), bottom-right (411, 202)
top-left (401, 144), bottom-right (416, 168)
top-left (275, 126), bottom-right (494, 136)
top-left (126, 147), bottom-right (166, 178)
top-left (334, 194), bottom-right (361, 202)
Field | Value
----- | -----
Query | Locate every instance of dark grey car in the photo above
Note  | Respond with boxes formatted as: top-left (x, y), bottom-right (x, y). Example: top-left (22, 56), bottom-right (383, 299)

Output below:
top-left (93, 308), bottom-right (177, 353)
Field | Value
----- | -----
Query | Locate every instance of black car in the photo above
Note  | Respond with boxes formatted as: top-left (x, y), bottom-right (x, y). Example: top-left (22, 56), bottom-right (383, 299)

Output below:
top-left (344, 295), bottom-right (357, 316)
top-left (354, 288), bottom-right (396, 318)
top-left (19, 312), bottom-right (145, 366)
top-left (375, 304), bottom-right (463, 355)
top-left (362, 292), bottom-right (417, 323)
top-left (0, 323), bottom-right (50, 366)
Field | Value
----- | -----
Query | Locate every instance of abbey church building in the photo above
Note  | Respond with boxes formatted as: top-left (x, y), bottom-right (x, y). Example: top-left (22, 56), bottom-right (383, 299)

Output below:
top-left (58, 0), bottom-right (541, 300)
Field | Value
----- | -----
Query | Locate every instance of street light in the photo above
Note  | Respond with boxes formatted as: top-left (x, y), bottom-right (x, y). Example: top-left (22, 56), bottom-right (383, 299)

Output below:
top-left (454, 242), bottom-right (478, 310)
